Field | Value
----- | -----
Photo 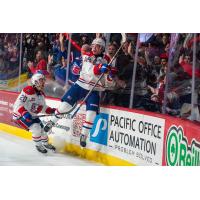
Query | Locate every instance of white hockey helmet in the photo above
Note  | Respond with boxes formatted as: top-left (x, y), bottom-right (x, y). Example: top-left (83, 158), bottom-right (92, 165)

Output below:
top-left (31, 72), bottom-right (46, 90)
top-left (92, 38), bottom-right (106, 49)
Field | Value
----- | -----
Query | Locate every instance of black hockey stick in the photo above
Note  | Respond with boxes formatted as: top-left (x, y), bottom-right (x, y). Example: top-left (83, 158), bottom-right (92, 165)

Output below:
top-left (33, 103), bottom-right (77, 119)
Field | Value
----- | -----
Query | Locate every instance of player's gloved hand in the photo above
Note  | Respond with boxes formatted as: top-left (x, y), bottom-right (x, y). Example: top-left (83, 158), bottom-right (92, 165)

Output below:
top-left (22, 112), bottom-right (32, 122)
top-left (99, 63), bottom-right (111, 74)
top-left (45, 107), bottom-right (56, 114)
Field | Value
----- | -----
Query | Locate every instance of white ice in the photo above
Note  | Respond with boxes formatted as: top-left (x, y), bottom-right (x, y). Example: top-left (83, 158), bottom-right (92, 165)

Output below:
top-left (0, 131), bottom-right (100, 166)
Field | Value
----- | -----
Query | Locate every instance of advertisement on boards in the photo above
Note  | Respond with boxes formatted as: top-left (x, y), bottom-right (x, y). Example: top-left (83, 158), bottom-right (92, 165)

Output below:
top-left (164, 121), bottom-right (200, 166)
top-left (90, 108), bottom-right (165, 166)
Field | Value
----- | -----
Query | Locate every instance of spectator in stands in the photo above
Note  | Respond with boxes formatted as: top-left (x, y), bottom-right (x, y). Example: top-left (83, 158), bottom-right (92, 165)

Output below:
top-left (0, 37), bottom-right (4, 50)
top-left (148, 73), bottom-right (179, 116)
top-left (180, 103), bottom-right (200, 122)
top-left (69, 44), bottom-right (91, 84)
top-left (102, 41), bottom-right (133, 107)
top-left (9, 46), bottom-right (19, 69)
top-left (0, 49), bottom-right (6, 73)
top-left (159, 54), bottom-right (168, 76)
top-left (165, 91), bottom-right (181, 116)
top-left (2, 33), bottom-right (200, 122)
top-left (50, 56), bottom-right (68, 86)
top-left (133, 60), bottom-right (150, 109)
top-left (25, 37), bottom-right (37, 62)
top-left (27, 50), bottom-right (48, 76)
top-left (110, 33), bottom-right (122, 47)
top-left (79, 34), bottom-right (90, 46)
top-left (47, 44), bottom-right (91, 87)
top-left (107, 43), bottom-right (118, 66)
top-left (101, 43), bottom-right (119, 105)
top-left (147, 74), bottom-right (166, 112)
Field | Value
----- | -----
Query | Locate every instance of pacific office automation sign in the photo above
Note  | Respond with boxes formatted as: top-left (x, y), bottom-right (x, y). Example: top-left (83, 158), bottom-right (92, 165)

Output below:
top-left (166, 125), bottom-right (200, 166)
top-left (90, 109), bottom-right (165, 166)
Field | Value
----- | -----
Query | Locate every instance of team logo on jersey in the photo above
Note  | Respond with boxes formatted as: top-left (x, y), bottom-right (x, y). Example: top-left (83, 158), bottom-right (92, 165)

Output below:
top-left (90, 113), bottom-right (109, 146)
top-left (84, 55), bottom-right (96, 64)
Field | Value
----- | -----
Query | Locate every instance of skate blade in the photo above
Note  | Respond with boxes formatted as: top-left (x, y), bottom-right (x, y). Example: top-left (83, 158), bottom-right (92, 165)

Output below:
top-left (36, 150), bottom-right (56, 156)
top-left (36, 151), bottom-right (48, 156)
top-left (50, 149), bottom-right (56, 153)
top-left (45, 148), bottom-right (56, 153)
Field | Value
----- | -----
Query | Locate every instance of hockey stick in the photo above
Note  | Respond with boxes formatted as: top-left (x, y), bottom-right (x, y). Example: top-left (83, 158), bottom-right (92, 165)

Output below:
top-left (70, 42), bottom-right (123, 118)
top-left (33, 103), bottom-right (77, 119)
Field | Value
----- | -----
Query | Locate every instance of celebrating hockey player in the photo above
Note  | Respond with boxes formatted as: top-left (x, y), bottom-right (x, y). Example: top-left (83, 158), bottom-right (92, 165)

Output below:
top-left (12, 72), bottom-right (56, 153)
top-left (44, 37), bottom-right (117, 147)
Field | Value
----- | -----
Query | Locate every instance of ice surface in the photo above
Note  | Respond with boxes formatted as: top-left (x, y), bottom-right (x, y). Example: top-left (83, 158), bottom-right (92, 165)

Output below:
top-left (0, 131), bottom-right (100, 166)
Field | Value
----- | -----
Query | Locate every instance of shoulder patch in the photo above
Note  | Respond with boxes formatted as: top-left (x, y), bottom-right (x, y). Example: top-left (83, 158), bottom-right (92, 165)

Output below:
top-left (23, 86), bottom-right (36, 95)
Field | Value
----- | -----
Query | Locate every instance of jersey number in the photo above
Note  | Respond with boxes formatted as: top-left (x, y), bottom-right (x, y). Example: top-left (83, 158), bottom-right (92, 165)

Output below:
top-left (19, 95), bottom-right (27, 102)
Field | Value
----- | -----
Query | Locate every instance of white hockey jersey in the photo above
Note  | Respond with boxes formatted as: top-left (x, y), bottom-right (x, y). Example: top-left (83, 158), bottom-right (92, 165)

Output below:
top-left (13, 85), bottom-right (54, 119)
top-left (76, 53), bottom-right (116, 91)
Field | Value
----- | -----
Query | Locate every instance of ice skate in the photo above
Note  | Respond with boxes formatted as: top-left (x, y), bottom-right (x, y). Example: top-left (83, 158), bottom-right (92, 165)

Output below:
top-left (43, 143), bottom-right (56, 152)
top-left (36, 145), bottom-right (48, 154)
top-left (80, 134), bottom-right (87, 148)
top-left (43, 120), bottom-right (55, 133)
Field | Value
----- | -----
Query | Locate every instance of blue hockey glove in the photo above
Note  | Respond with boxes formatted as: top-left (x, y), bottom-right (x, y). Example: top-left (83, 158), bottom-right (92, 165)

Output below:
top-left (22, 112), bottom-right (32, 123)
top-left (99, 63), bottom-right (111, 74)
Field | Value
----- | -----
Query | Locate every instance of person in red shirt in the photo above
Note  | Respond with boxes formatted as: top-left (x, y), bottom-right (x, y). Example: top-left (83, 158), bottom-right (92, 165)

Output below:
top-left (179, 54), bottom-right (200, 78)
top-left (28, 50), bottom-right (48, 75)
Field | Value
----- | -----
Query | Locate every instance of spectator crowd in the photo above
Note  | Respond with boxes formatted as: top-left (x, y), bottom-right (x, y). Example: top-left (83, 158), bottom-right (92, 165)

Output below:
top-left (1, 33), bottom-right (200, 122)
top-left (0, 34), bottom-right (20, 79)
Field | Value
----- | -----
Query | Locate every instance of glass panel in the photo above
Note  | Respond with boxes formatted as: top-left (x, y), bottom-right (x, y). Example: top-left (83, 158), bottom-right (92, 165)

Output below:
top-left (2, 32), bottom-right (198, 121)
top-left (20, 33), bottom-right (76, 98)
top-left (130, 33), bottom-right (171, 112)
top-left (165, 34), bottom-right (194, 118)
top-left (0, 33), bottom-right (21, 91)
top-left (101, 33), bottom-right (137, 108)
top-left (191, 34), bottom-right (200, 122)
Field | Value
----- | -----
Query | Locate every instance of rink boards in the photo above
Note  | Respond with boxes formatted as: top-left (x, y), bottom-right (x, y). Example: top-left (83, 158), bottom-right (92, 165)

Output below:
top-left (0, 90), bottom-right (200, 166)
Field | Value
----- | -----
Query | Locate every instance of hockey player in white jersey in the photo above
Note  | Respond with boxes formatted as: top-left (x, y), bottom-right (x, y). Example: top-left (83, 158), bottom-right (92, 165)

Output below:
top-left (12, 72), bottom-right (56, 153)
top-left (44, 38), bottom-right (117, 147)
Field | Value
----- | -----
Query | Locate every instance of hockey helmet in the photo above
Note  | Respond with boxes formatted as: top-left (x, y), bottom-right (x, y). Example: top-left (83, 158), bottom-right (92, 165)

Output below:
top-left (31, 72), bottom-right (46, 90)
top-left (92, 38), bottom-right (106, 49)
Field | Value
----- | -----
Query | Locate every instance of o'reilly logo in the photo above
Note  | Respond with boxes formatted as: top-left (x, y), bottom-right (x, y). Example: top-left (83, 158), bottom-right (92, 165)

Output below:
top-left (166, 126), bottom-right (200, 166)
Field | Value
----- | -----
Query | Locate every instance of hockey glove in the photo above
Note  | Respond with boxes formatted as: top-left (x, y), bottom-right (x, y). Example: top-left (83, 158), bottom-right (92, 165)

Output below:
top-left (22, 112), bottom-right (32, 123)
top-left (99, 63), bottom-right (111, 74)
top-left (45, 107), bottom-right (56, 114)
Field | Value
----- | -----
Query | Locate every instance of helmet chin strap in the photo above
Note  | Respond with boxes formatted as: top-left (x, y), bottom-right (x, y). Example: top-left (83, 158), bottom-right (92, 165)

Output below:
top-left (35, 78), bottom-right (45, 91)
top-left (36, 86), bottom-right (43, 91)
top-left (33, 84), bottom-right (43, 91)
